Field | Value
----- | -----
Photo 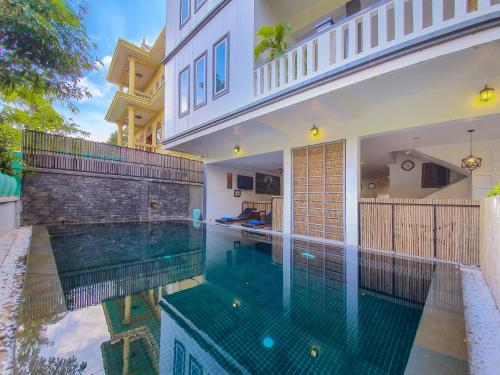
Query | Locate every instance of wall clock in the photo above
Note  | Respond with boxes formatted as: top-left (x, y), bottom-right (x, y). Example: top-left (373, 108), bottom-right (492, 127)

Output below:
top-left (401, 160), bottom-right (415, 171)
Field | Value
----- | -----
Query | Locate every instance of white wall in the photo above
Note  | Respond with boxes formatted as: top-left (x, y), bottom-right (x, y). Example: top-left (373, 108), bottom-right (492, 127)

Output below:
top-left (205, 163), bottom-right (281, 220)
top-left (0, 197), bottom-right (20, 237)
top-left (166, 0), bottom-right (225, 55)
top-left (388, 152), bottom-right (465, 199)
top-left (361, 176), bottom-right (389, 198)
top-left (418, 140), bottom-right (500, 199)
top-left (165, 0), bottom-right (255, 139)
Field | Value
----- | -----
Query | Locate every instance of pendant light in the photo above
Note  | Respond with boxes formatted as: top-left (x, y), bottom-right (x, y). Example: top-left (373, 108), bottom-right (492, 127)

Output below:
top-left (461, 130), bottom-right (481, 172)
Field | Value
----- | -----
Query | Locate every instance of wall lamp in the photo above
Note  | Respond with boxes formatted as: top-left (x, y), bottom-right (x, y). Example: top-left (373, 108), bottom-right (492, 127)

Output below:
top-left (479, 84), bottom-right (494, 102)
top-left (310, 125), bottom-right (319, 137)
top-left (233, 145), bottom-right (240, 155)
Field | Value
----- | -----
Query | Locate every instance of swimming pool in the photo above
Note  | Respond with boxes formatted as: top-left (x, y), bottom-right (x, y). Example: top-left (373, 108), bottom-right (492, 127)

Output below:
top-left (15, 221), bottom-right (467, 374)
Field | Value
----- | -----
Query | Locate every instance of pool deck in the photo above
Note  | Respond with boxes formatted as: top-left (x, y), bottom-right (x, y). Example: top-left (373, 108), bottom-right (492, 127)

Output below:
top-left (405, 264), bottom-right (469, 375)
top-left (461, 266), bottom-right (500, 375)
top-left (0, 227), bottom-right (31, 375)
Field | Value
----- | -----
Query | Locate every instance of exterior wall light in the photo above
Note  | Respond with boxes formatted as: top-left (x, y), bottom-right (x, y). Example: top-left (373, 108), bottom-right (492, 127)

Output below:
top-left (233, 145), bottom-right (240, 155)
top-left (310, 125), bottom-right (319, 137)
top-left (479, 84), bottom-right (494, 102)
top-left (461, 130), bottom-right (481, 172)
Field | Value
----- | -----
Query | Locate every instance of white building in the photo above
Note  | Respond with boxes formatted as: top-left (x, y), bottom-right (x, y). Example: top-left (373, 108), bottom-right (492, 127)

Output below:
top-left (163, 0), bottom-right (500, 246)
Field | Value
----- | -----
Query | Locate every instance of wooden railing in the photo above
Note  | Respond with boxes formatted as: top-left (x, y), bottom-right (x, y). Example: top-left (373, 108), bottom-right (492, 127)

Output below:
top-left (22, 130), bottom-right (203, 183)
top-left (359, 198), bottom-right (480, 264)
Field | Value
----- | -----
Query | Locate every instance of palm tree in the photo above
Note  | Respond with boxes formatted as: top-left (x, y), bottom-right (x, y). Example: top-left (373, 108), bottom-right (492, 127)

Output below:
top-left (254, 23), bottom-right (292, 62)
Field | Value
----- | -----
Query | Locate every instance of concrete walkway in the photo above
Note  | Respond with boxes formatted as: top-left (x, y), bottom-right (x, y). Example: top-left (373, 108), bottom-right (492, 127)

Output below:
top-left (0, 227), bottom-right (31, 375)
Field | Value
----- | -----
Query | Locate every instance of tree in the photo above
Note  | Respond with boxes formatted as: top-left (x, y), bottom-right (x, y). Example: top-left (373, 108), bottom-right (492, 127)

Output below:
top-left (0, 0), bottom-right (98, 161)
top-left (254, 23), bottom-right (292, 62)
top-left (106, 130), bottom-right (128, 146)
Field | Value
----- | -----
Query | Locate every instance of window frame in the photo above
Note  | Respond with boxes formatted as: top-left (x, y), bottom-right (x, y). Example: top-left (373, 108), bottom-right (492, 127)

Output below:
top-left (194, 0), bottom-right (207, 12)
top-left (179, 0), bottom-right (191, 29)
top-left (178, 65), bottom-right (191, 118)
top-left (174, 340), bottom-right (185, 375)
top-left (212, 32), bottom-right (230, 100)
top-left (189, 355), bottom-right (203, 375)
top-left (193, 50), bottom-right (208, 110)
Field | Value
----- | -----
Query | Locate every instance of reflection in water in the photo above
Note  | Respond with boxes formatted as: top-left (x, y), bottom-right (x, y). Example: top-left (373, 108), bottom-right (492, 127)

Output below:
top-left (15, 221), bottom-right (462, 374)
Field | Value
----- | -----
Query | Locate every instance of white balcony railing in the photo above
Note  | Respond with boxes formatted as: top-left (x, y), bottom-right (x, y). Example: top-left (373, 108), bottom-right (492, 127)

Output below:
top-left (253, 0), bottom-right (500, 98)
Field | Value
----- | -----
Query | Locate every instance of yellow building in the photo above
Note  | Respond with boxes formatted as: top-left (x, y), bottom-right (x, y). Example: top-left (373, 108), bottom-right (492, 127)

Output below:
top-left (105, 28), bottom-right (197, 159)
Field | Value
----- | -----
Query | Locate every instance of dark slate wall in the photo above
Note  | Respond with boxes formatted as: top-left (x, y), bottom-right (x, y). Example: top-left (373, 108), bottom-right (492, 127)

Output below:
top-left (21, 169), bottom-right (203, 225)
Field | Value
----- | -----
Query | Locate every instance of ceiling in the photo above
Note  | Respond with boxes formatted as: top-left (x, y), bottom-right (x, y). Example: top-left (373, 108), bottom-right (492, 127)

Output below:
top-left (360, 113), bottom-right (500, 177)
top-left (258, 0), bottom-right (350, 42)
top-left (214, 151), bottom-right (283, 174)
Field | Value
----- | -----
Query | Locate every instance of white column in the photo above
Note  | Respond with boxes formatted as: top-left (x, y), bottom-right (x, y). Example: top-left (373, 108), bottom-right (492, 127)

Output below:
top-left (345, 136), bottom-right (360, 246)
top-left (282, 148), bottom-right (293, 234)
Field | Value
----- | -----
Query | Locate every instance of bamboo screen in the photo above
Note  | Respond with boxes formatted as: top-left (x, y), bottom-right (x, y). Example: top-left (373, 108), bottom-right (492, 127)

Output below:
top-left (292, 141), bottom-right (344, 241)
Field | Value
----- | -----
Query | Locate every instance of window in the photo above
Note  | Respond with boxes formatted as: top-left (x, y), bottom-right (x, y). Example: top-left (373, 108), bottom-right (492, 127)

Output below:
top-left (212, 33), bottom-right (229, 99)
top-left (189, 355), bottom-right (203, 375)
top-left (180, 0), bottom-right (190, 28)
top-left (194, 51), bottom-right (207, 109)
top-left (179, 66), bottom-right (190, 117)
top-left (194, 0), bottom-right (207, 12)
top-left (174, 340), bottom-right (185, 375)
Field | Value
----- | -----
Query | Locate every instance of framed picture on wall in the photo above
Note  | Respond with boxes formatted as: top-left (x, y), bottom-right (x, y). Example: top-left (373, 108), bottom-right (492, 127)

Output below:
top-left (234, 189), bottom-right (241, 197)
top-left (255, 173), bottom-right (281, 195)
top-left (227, 173), bottom-right (233, 189)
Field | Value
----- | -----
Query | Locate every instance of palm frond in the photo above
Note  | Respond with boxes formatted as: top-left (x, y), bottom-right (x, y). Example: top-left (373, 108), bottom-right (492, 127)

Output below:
top-left (254, 23), bottom-right (292, 62)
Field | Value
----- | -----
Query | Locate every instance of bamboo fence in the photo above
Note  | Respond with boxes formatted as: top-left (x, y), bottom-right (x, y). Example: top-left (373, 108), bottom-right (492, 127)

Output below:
top-left (359, 198), bottom-right (480, 265)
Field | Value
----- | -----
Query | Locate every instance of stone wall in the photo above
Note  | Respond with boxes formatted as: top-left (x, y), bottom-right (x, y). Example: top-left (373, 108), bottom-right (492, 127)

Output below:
top-left (480, 196), bottom-right (500, 309)
top-left (21, 168), bottom-right (203, 225)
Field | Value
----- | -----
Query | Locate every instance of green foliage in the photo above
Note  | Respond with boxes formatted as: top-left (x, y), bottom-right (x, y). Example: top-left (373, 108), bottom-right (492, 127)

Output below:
top-left (0, 124), bottom-right (20, 175)
top-left (487, 183), bottom-right (500, 197)
top-left (106, 130), bottom-right (128, 146)
top-left (254, 23), bottom-right (292, 62)
top-left (0, 0), bottom-right (97, 102)
top-left (0, 0), bottom-right (97, 150)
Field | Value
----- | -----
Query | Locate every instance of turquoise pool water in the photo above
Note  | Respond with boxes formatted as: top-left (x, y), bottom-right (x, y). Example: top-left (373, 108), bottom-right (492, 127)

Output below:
top-left (15, 221), bottom-right (459, 374)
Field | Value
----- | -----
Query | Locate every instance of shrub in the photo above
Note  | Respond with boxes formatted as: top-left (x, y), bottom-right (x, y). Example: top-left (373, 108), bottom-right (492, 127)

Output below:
top-left (487, 183), bottom-right (500, 197)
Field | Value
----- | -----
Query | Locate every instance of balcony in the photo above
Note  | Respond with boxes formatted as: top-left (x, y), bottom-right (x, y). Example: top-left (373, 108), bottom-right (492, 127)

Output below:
top-left (253, 0), bottom-right (500, 99)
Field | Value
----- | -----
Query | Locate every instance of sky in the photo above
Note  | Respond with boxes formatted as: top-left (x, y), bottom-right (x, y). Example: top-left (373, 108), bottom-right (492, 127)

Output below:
top-left (67, 0), bottom-right (166, 142)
